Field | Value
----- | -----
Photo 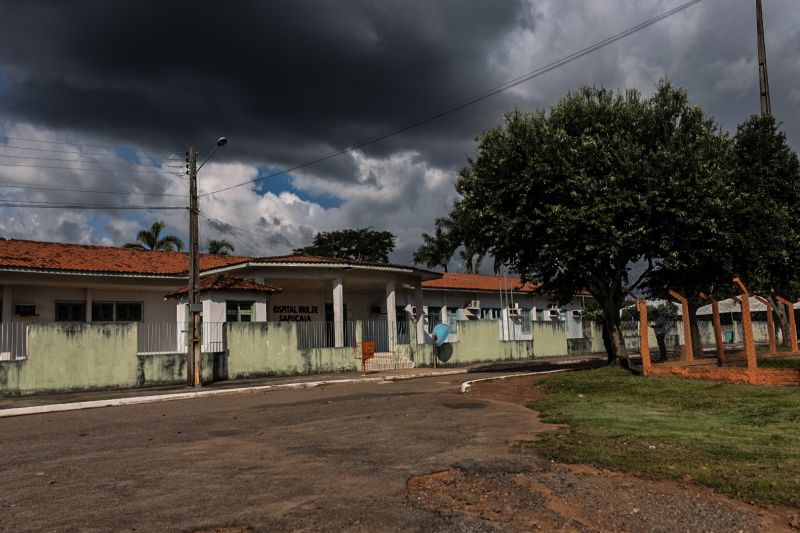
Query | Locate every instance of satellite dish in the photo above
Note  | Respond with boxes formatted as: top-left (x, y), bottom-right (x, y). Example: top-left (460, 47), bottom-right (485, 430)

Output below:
top-left (432, 323), bottom-right (451, 347)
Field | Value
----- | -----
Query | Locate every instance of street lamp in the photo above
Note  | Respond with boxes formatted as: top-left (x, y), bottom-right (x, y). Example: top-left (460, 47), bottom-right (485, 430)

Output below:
top-left (187, 137), bottom-right (228, 387)
top-left (197, 137), bottom-right (229, 172)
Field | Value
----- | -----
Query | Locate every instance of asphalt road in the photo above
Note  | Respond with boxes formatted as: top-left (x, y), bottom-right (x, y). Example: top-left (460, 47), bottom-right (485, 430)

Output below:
top-left (0, 374), bottom-right (550, 532)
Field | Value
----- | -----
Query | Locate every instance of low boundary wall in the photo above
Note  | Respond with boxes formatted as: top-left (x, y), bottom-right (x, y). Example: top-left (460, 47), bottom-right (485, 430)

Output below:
top-left (1, 318), bottom-right (576, 395)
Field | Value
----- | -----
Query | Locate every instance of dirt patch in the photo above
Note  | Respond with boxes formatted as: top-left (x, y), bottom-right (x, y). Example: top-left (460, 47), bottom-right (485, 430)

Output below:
top-left (407, 373), bottom-right (800, 532)
top-left (465, 373), bottom-right (551, 406)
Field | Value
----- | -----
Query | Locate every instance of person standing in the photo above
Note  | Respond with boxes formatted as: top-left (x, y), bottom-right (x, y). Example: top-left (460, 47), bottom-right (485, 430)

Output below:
top-left (652, 314), bottom-right (669, 362)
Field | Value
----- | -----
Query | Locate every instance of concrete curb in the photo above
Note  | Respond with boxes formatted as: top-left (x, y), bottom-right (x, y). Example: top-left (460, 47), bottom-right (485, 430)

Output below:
top-left (461, 359), bottom-right (592, 394)
top-left (0, 369), bottom-right (470, 418)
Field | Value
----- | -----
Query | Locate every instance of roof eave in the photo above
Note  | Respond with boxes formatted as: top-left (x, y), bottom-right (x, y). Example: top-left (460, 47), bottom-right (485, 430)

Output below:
top-left (0, 266), bottom-right (186, 279)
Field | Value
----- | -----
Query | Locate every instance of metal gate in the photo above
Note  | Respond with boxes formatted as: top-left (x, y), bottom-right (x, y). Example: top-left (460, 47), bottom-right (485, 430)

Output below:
top-left (362, 320), bottom-right (390, 352)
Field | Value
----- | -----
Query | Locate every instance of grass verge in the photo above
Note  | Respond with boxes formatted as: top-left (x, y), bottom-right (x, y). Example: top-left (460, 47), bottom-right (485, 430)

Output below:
top-left (529, 367), bottom-right (800, 506)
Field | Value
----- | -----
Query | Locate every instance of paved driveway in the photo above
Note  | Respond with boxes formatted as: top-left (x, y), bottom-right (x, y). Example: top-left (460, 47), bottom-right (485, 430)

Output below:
top-left (0, 375), bottom-right (547, 531)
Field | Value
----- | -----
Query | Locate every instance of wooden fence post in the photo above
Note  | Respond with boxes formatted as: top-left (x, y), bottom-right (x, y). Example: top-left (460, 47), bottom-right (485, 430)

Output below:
top-left (699, 292), bottom-right (724, 365)
top-left (776, 296), bottom-right (798, 353)
top-left (668, 289), bottom-right (693, 362)
top-left (638, 300), bottom-right (651, 374)
top-left (733, 277), bottom-right (758, 383)
top-left (754, 295), bottom-right (777, 355)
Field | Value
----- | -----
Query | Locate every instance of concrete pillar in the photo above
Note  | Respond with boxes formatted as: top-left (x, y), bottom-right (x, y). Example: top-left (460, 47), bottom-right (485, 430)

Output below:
top-left (85, 288), bottom-right (93, 322)
top-left (386, 280), bottom-right (396, 351)
top-left (2, 286), bottom-right (12, 323)
top-left (255, 298), bottom-right (267, 322)
top-left (414, 285), bottom-right (425, 345)
top-left (333, 278), bottom-right (344, 348)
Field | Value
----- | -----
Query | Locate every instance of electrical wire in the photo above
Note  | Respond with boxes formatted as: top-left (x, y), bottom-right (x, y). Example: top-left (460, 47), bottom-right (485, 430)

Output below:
top-left (0, 135), bottom-right (180, 154)
top-left (0, 161), bottom-right (184, 174)
top-left (0, 201), bottom-right (186, 210)
top-left (0, 177), bottom-right (188, 197)
top-left (0, 144), bottom-right (135, 158)
top-left (199, 209), bottom-right (284, 246)
top-left (0, 152), bottom-right (183, 169)
top-left (200, 0), bottom-right (702, 198)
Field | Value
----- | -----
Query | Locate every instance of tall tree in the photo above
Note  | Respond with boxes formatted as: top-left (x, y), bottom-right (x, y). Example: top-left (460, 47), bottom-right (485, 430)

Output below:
top-left (413, 217), bottom-right (459, 272)
top-left (728, 115), bottom-right (800, 344)
top-left (207, 239), bottom-right (235, 256)
top-left (453, 82), bottom-right (727, 364)
top-left (293, 227), bottom-right (396, 262)
top-left (414, 212), bottom-right (489, 273)
top-left (123, 220), bottom-right (184, 251)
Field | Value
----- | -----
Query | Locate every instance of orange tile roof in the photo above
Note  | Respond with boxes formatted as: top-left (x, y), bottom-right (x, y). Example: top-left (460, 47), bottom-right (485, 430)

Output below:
top-left (0, 238), bottom-right (248, 276)
top-left (165, 274), bottom-right (282, 298)
top-left (0, 238), bottom-right (437, 277)
top-left (422, 272), bottom-right (542, 293)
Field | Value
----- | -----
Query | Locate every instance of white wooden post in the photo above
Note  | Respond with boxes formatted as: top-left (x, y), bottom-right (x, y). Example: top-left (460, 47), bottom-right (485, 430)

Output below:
top-left (333, 278), bottom-right (344, 348)
top-left (414, 285), bottom-right (425, 344)
top-left (386, 280), bottom-right (396, 351)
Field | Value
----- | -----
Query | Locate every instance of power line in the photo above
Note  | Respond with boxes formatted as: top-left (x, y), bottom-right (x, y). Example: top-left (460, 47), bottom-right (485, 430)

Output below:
top-left (199, 209), bottom-right (284, 246)
top-left (200, 0), bottom-right (702, 198)
top-left (0, 144), bottom-right (135, 158)
top-left (0, 200), bottom-right (186, 210)
top-left (0, 135), bottom-right (179, 154)
top-left (0, 152), bottom-right (183, 169)
top-left (0, 177), bottom-right (188, 197)
top-left (0, 161), bottom-right (184, 174)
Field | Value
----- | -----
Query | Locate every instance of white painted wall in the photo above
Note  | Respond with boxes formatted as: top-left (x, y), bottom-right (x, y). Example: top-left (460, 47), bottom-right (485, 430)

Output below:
top-left (0, 285), bottom-right (175, 323)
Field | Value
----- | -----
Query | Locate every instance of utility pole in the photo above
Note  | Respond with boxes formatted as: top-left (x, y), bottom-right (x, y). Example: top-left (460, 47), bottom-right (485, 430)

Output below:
top-left (187, 147), bottom-right (202, 387)
top-left (756, 0), bottom-right (771, 115)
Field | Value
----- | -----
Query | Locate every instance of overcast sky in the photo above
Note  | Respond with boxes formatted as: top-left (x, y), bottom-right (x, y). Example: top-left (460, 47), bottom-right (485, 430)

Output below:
top-left (0, 0), bottom-right (798, 268)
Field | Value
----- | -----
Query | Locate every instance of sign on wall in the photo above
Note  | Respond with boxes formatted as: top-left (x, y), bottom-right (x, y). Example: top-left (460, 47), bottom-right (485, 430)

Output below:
top-left (272, 305), bottom-right (319, 322)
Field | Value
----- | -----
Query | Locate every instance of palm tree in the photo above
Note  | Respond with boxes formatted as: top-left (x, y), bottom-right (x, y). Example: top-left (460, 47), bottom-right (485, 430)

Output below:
top-left (207, 239), bottom-right (235, 256)
top-left (123, 221), bottom-right (184, 251)
top-left (413, 219), bottom-right (458, 272)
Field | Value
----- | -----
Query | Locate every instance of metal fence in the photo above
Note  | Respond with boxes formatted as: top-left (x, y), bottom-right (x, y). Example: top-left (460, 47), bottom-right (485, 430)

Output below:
top-left (137, 322), bottom-right (182, 354)
top-left (296, 321), bottom-right (357, 350)
top-left (0, 322), bottom-right (27, 360)
top-left (136, 322), bottom-right (225, 355)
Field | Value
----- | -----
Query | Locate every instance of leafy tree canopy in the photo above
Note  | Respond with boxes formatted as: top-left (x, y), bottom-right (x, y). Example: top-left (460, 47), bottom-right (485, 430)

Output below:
top-left (207, 239), bottom-right (235, 256)
top-left (123, 220), bottom-right (184, 252)
top-left (293, 227), bottom-right (396, 263)
top-left (453, 81), bottom-right (727, 363)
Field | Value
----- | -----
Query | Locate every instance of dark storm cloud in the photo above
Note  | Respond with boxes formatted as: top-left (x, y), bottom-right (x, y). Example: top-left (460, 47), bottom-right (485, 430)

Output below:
top-left (0, 0), bottom-right (531, 175)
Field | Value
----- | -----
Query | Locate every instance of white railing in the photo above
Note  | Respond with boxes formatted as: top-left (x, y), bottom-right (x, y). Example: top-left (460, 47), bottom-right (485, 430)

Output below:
top-left (0, 322), bottom-right (27, 360)
top-left (137, 322), bottom-right (183, 354)
top-left (296, 321), bottom-right (356, 350)
top-left (136, 322), bottom-right (226, 355)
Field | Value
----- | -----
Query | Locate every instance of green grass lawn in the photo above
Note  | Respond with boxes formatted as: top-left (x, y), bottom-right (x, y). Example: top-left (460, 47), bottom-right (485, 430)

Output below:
top-left (529, 367), bottom-right (800, 506)
top-left (758, 357), bottom-right (800, 369)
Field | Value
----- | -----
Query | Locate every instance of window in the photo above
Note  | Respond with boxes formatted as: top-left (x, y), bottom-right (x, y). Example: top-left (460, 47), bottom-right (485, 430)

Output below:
top-left (14, 304), bottom-right (38, 317)
top-left (116, 302), bottom-right (143, 322)
top-left (91, 302), bottom-right (142, 322)
top-left (481, 308), bottom-right (502, 320)
top-left (92, 302), bottom-right (114, 322)
top-left (226, 301), bottom-right (254, 322)
top-left (426, 306), bottom-right (442, 333)
top-left (55, 301), bottom-right (86, 322)
top-left (521, 309), bottom-right (532, 334)
top-left (447, 307), bottom-right (459, 329)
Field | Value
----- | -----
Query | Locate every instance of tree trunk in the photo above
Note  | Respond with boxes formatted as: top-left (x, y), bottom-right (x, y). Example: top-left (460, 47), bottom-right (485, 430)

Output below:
top-left (768, 295), bottom-right (789, 347)
top-left (688, 300), bottom-right (704, 358)
top-left (601, 320), bottom-right (613, 362)
top-left (600, 299), bottom-right (627, 364)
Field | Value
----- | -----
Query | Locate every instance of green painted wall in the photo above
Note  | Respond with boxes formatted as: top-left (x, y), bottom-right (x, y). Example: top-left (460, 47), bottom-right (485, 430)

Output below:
top-left (397, 320), bottom-right (536, 366)
top-left (137, 352), bottom-right (216, 386)
top-left (0, 318), bottom-right (572, 396)
top-left (226, 322), bottom-right (357, 379)
top-left (0, 323), bottom-right (138, 395)
top-left (531, 321), bottom-right (569, 357)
